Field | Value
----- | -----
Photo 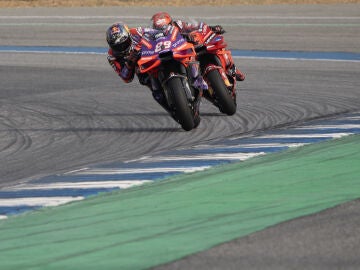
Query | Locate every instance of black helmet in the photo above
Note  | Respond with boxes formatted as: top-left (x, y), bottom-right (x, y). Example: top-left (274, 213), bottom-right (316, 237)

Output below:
top-left (106, 22), bottom-right (132, 54)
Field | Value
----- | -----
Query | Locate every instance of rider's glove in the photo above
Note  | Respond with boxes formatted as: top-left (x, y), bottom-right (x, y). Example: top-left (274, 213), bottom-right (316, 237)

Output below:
top-left (184, 33), bottom-right (195, 43)
top-left (185, 32), bottom-right (201, 46)
top-left (210, 25), bottom-right (225, 34)
top-left (126, 49), bottom-right (140, 66)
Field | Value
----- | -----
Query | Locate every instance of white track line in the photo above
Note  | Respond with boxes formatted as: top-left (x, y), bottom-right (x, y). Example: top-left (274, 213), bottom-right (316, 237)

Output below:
top-left (7, 181), bottom-right (152, 191)
top-left (73, 166), bottom-right (211, 175)
top-left (337, 116), bottom-right (360, 120)
top-left (0, 50), bottom-right (105, 55)
top-left (0, 197), bottom-right (84, 207)
top-left (257, 133), bottom-right (353, 139)
top-left (202, 142), bottom-right (307, 148)
top-left (232, 56), bottom-right (360, 63)
top-left (64, 167), bottom-right (89, 174)
top-left (0, 215), bottom-right (8, 220)
top-left (145, 152), bottom-right (265, 162)
top-left (295, 124), bottom-right (360, 130)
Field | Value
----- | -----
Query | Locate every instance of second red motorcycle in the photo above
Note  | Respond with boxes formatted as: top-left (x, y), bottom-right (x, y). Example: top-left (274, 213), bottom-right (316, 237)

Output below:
top-left (188, 24), bottom-right (237, 115)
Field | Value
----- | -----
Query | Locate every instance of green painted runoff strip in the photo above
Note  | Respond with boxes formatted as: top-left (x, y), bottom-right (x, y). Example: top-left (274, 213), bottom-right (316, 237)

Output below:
top-left (0, 135), bottom-right (359, 270)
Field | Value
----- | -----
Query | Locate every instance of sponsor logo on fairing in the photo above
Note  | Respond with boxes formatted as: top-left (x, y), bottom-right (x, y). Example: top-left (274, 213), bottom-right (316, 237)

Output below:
top-left (154, 32), bottom-right (165, 39)
top-left (202, 24), bottom-right (208, 34)
top-left (172, 39), bottom-right (184, 48)
top-left (142, 50), bottom-right (155, 56)
top-left (204, 33), bottom-right (216, 45)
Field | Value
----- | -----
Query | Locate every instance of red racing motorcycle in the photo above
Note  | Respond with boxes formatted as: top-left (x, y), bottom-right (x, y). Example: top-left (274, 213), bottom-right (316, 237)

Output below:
top-left (188, 24), bottom-right (237, 115)
top-left (137, 26), bottom-right (201, 131)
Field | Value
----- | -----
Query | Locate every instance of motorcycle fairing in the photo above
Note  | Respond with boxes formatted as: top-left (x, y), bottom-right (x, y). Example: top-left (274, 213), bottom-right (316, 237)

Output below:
top-left (138, 27), bottom-right (196, 74)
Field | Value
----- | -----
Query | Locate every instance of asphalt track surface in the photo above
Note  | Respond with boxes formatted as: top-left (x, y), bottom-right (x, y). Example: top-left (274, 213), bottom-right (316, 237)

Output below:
top-left (0, 4), bottom-right (359, 269)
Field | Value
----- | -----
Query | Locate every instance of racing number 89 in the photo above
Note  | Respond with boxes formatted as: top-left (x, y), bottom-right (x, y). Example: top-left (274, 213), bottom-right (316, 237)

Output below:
top-left (155, 41), bottom-right (172, 52)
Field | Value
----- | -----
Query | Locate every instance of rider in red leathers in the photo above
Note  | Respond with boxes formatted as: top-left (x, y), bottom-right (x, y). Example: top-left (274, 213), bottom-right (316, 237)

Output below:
top-left (151, 12), bottom-right (245, 82)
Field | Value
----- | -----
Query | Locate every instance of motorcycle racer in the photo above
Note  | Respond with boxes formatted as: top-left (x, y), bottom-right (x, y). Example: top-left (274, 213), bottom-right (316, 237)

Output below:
top-left (106, 22), bottom-right (208, 114)
top-left (106, 23), bottom-right (142, 84)
top-left (150, 12), bottom-right (245, 82)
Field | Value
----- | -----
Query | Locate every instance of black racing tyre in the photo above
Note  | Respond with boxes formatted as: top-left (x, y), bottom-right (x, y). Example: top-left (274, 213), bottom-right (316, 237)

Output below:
top-left (207, 69), bottom-right (237, 115)
top-left (167, 77), bottom-right (195, 131)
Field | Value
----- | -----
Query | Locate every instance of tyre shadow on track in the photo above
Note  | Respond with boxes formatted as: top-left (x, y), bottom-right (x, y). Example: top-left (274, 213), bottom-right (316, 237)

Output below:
top-left (45, 112), bottom-right (226, 117)
top-left (3, 127), bottom-right (181, 133)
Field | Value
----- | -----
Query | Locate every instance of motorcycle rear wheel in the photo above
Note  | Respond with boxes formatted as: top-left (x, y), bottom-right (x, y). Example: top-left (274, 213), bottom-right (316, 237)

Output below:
top-left (167, 77), bottom-right (195, 131)
top-left (207, 69), bottom-right (237, 116)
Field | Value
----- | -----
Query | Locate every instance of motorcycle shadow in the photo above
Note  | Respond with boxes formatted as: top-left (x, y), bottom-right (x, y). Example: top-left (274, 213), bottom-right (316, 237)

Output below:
top-left (200, 112), bottom-right (230, 117)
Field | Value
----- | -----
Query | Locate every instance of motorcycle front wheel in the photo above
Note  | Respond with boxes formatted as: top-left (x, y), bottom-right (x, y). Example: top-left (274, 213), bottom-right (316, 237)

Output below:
top-left (207, 69), bottom-right (237, 116)
top-left (167, 77), bottom-right (195, 131)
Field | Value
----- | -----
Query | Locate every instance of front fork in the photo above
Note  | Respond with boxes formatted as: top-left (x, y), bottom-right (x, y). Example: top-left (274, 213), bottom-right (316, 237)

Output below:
top-left (159, 62), bottom-right (201, 117)
top-left (199, 50), bottom-right (233, 80)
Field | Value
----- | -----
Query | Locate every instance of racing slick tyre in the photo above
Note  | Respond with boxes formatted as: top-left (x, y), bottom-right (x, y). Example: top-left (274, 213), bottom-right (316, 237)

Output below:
top-left (167, 77), bottom-right (195, 131)
top-left (207, 69), bottom-right (237, 115)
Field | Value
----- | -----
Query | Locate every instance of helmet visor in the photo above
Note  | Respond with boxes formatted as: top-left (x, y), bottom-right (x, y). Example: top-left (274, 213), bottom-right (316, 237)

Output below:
top-left (111, 36), bottom-right (132, 53)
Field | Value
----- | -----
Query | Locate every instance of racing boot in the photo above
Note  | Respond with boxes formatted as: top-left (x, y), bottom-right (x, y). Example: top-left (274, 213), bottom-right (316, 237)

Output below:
top-left (152, 90), bottom-right (171, 113)
top-left (189, 61), bottom-right (208, 93)
top-left (192, 95), bottom-right (201, 128)
top-left (229, 64), bottom-right (245, 81)
top-left (193, 76), bottom-right (208, 92)
top-left (137, 71), bottom-right (151, 87)
top-left (151, 79), bottom-right (177, 121)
